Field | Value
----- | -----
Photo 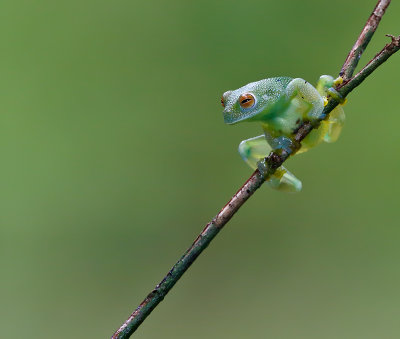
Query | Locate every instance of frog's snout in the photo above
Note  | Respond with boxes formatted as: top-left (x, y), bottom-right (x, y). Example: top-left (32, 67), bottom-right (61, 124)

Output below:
top-left (223, 90), bottom-right (232, 99)
top-left (223, 108), bottom-right (238, 125)
top-left (221, 91), bottom-right (230, 105)
top-left (221, 90), bottom-right (240, 124)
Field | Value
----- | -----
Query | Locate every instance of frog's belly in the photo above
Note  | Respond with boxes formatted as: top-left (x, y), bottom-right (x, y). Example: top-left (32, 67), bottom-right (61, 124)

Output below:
top-left (261, 120), bottom-right (327, 155)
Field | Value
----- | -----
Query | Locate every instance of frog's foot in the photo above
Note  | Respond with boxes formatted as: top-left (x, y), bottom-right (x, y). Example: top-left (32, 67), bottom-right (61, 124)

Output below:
top-left (238, 136), bottom-right (302, 192)
top-left (326, 87), bottom-right (347, 105)
top-left (316, 75), bottom-right (335, 96)
top-left (268, 166), bottom-right (302, 192)
top-left (238, 135), bottom-right (298, 169)
top-left (271, 135), bottom-right (299, 154)
top-left (257, 159), bottom-right (302, 193)
top-left (316, 75), bottom-right (347, 105)
top-left (238, 135), bottom-right (271, 170)
top-left (333, 76), bottom-right (343, 86)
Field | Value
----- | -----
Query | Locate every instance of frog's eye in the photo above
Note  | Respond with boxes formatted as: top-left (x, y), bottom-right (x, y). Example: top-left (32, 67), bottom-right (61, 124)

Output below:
top-left (239, 93), bottom-right (255, 109)
top-left (220, 96), bottom-right (225, 107)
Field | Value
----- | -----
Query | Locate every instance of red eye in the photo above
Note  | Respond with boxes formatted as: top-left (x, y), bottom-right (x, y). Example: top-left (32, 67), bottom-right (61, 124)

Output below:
top-left (221, 96), bottom-right (225, 107)
top-left (239, 93), bottom-right (255, 108)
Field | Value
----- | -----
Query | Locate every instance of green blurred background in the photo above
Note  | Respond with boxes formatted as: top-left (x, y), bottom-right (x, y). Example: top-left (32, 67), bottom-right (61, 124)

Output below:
top-left (1, 0), bottom-right (399, 338)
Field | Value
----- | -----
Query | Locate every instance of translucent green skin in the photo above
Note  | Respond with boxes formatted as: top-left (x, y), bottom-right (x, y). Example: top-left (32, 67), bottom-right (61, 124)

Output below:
top-left (222, 75), bottom-right (345, 192)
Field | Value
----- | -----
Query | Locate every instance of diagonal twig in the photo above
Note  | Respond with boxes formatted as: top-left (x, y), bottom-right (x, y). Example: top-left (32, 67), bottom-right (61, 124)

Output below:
top-left (339, 0), bottom-right (391, 82)
top-left (338, 34), bottom-right (400, 95)
top-left (111, 1), bottom-right (399, 337)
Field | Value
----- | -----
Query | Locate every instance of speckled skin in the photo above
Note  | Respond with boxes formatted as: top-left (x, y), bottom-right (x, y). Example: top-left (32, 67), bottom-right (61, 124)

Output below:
top-left (222, 75), bottom-right (345, 192)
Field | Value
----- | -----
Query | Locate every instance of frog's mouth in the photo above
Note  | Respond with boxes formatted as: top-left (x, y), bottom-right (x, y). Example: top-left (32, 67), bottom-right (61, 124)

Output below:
top-left (223, 108), bottom-right (263, 125)
top-left (223, 110), bottom-right (241, 124)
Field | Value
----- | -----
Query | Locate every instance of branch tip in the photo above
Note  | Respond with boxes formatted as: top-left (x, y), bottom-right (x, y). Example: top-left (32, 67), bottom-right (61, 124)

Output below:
top-left (339, 0), bottom-right (391, 81)
top-left (385, 34), bottom-right (400, 46)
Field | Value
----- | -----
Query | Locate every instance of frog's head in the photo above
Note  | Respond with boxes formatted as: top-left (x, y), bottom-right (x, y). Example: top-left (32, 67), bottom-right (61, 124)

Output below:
top-left (221, 80), bottom-right (269, 125)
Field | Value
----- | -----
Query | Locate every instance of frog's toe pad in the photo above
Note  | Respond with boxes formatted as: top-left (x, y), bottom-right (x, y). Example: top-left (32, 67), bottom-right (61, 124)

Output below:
top-left (267, 167), bottom-right (302, 193)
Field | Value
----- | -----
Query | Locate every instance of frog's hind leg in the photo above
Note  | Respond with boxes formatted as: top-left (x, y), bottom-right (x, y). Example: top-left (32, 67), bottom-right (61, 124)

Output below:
top-left (315, 75), bottom-right (346, 143)
top-left (267, 166), bottom-right (302, 193)
top-left (238, 135), bottom-right (302, 192)
top-left (286, 78), bottom-right (324, 121)
top-left (322, 105), bottom-right (345, 143)
top-left (238, 135), bottom-right (270, 170)
top-left (283, 78), bottom-right (326, 155)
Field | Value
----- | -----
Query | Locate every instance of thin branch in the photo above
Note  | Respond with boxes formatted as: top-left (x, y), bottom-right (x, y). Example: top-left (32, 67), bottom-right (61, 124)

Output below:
top-left (111, 1), bottom-right (398, 338)
top-left (111, 173), bottom-right (265, 338)
top-left (338, 34), bottom-right (400, 95)
top-left (339, 0), bottom-right (391, 82)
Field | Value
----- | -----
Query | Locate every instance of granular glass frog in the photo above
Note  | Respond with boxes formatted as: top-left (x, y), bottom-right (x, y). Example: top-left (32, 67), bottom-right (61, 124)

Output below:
top-left (221, 75), bottom-right (345, 192)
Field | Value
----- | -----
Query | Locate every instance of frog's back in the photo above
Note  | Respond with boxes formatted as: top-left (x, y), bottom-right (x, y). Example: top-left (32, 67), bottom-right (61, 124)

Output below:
top-left (268, 77), bottom-right (292, 87)
top-left (255, 77), bottom-right (293, 103)
top-left (264, 76), bottom-right (292, 91)
top-left (240, 77), bottom-right (292, 96)
top-left (254, 75), bottom-right (291, 88)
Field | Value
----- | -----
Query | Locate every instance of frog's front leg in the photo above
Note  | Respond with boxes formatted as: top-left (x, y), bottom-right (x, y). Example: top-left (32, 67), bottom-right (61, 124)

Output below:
top-left (286, 78), bottom-right (324, 122)
top-left (282, 78), bottom-right (326, 154)
top-left (238, 135), bottom-right (302, 192)
top-left (315, 75), bottom-right (346, 143)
